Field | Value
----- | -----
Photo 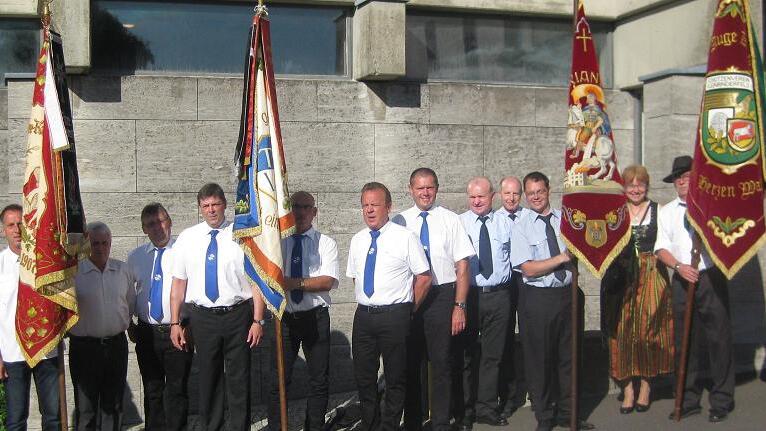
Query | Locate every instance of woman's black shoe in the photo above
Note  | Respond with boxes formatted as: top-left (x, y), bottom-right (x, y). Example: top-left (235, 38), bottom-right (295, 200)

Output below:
top-left (635, 403), bottom-right (650, 413)
top-left (620, 405), bottom-right (634, 414)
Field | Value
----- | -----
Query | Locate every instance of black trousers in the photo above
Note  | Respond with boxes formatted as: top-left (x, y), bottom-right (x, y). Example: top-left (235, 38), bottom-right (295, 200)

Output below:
top-left (453, 287), bottom-right (510, 422)
top-left (134, 321), bottom-right (194, 431)
top-left (404, 284), bottom-right (454, 431)
top-left (268, 306), bottom-right (331, 431)
top-left (520, 285), bottom-right (572, 426)
top-left (352, 303), bottom-right (412, 431)
top-left (69, 333), bottom-right (128, 431)
top-left (498, 273), bottom-right (525, 413)
top-left (190, 301), bottom-right (253, 431)
top-left (672, 269), bottom-right (735, 412)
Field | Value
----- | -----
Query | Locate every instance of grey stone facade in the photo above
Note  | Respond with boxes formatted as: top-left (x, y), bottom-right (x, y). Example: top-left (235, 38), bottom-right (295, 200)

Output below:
top-left (1, 74), bottom-right (765, 429)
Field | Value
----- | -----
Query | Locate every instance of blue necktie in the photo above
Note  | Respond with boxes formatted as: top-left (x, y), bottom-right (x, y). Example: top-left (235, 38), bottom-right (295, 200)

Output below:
top-left (419, 211), bottom-right (431, 266)
top-left (205, 230), bottom-right (219, 302)
top-left (363, 230), bottom-right (380, 298)
top-left (290, 234), bottom-right (305, 304)
top-left (149, 247), bottom-right (165, 322)
top-left (478, 216), bottom-right (493, 279)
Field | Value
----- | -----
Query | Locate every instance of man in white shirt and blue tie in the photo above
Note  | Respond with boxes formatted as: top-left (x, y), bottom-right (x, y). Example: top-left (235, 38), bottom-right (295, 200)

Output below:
top-left (347, 182), bottom-right (432, 431)
top-left (395, 167), bottom-right (475, 431)
top-left (170, 183), bottom-right (267, 431)
top-left (267, 191), bottom-right (339, 431)
top-left (127, 203), bottom-right (192, 431)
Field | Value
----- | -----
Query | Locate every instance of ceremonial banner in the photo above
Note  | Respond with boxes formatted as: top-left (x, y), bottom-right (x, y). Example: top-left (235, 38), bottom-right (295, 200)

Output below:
top-left (17, 28), bottom-right (84, 366)
top-left (561, 0), bottom-right (630, 278)
top-left (233, 11), bottom-right (295, 319)
top-left (687, 0), bottom-right (766, 279)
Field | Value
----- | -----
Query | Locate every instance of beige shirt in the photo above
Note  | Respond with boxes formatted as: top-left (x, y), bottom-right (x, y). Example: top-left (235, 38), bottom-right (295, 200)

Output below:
top-left (71, 258), bottom-right (136, 338)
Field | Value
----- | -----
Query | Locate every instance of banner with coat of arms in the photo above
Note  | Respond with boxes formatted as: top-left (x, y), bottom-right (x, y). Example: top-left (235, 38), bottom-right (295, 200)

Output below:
top-left (560, 0), bottom-right (631, 278)
top-left (17, 26), bottom-right (84, 366)
top-left (687, 0), bottom-right (766, 279)
top-left (233, 9), bottom-right (295, 319)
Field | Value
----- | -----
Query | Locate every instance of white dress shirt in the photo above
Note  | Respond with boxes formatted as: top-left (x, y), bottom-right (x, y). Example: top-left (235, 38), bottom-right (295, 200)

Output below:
top-left (346, 221), bottom-right (430, 306)
top-left (128, 238), bottom-right (180, 324)
top-left (654, 197), bottom-right (712, 270)
top-left (71, 258), bottom-right (136, 338)
top-left (0, 247), bottom-right (27, 363)
top-left (510, 208), bottom-right (573, 287)
top-left (393, 205), bottom-right (475, 285)
top-left (282, 227), bottom-right (339, 313)
top-left (171, 220), bottom-right (253, 307)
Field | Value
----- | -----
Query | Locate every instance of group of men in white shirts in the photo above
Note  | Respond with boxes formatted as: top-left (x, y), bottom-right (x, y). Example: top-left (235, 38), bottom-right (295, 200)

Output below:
top-left (0, 158), bottom-right (732, 431)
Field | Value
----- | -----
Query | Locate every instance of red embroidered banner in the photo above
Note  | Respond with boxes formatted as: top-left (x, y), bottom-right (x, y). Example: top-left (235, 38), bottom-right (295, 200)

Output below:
top-left (561, 0), bottom-right (630, 278)
top-left (687, 0), bottom-right (766, 279)
top-left (17, 27), bottom-right (83, 366)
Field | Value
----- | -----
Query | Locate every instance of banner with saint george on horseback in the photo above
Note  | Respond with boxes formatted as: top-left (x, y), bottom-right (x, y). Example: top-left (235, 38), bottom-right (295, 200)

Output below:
top-left (687, 0), bottom-right (766, 279)
top-left (561, 0), bottom-right (630, 277)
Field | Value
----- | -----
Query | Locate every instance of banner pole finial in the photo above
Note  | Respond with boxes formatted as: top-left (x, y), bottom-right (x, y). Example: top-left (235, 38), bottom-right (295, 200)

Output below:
top-left (42, 0), bottom-right (53, 29)
top-left (255, 0), bottom-right (268, 17)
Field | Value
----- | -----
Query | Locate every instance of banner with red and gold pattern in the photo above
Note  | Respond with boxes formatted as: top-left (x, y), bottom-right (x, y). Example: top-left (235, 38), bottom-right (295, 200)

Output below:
top-left (17, 27), bottom-right (84, 366)
top-left (561, 0), bottom-right (631, 278)
top-left (687, 0), bottom-right (766, 279)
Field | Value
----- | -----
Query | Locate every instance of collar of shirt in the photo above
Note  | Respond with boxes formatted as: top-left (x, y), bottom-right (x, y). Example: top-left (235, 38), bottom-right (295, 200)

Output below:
top-left (144, 238), bottom-right (176, 254)
top-left (293, 226), bottom-right (319, 244)
top-left (203, 219), bottom-right (230, 233)
top-left (80, 257), bottom-right (120, 274)
top-left (369, 220), bottom-right (393, 236)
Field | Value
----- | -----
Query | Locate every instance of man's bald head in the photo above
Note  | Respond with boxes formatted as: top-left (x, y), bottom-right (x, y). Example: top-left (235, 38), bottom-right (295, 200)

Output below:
top-left (291, 191), bottom-right (317, 234)
top-left (499, 176), bottom-right (523, 213)
top-left (466, 176), bottom-right (494, 216)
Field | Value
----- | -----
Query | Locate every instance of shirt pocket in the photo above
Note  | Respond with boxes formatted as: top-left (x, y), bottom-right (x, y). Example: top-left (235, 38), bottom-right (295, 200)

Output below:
top-left (490, 235), bottom-right (510, 261)
top-left (528, 233), bottom-right (550, 261)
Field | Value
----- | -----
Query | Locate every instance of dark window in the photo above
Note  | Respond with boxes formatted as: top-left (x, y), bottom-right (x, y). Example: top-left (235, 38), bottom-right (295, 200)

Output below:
top-left (406, 11), bottom-right (613, 87)
top-left (92, 1), bottom-right (350, 76)
top-left (0, 19), bottom-right (40, 86)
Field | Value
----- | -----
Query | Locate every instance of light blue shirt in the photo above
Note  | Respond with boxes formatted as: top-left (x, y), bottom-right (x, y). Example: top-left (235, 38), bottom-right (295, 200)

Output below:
top-left (510, 208), bottom-right (573, 288)
top-left (459, 210), bottom-right (512, 287)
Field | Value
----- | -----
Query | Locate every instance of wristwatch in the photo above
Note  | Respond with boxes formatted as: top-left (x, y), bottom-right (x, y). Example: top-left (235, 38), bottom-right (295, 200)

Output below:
top-left (673, 263), bottom-right (681, 271)
top-left (454, 302), bottom-right (467, 310)
top-left (298, 278), bottom-right (306, 290)
top-left (253, 319), bottom-right (266, 326)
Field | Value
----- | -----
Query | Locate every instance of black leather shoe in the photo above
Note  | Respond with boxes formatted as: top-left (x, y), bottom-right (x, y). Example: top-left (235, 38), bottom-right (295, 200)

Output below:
top-left (556, 419), bottom-right (596, 430)
top-left (667, 406), bottom-right (702, 420)
top-left (709, 409), bottom-right (729, 423)
top-left (620, 405), bottom-right (634, 414)
top-left (635, 403), bottom-right (650, 413)
top-left (476, 415), bottom-right (509, 427)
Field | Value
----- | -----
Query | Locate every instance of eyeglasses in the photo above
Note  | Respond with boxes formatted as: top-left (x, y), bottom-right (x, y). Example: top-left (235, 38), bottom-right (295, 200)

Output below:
top-left (293, 204), bottom-right (315, 210)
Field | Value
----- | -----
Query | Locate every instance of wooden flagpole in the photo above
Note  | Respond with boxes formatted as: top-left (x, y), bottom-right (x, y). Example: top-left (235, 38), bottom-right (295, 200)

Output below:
top-left (57, 343), bottom-right (68, 431)
top-left (275, 318), bottom-right (289, 431)
top-left (570, 4), bottom-right (580, 430)
top-left (673, 232), bottom-right (702, 421)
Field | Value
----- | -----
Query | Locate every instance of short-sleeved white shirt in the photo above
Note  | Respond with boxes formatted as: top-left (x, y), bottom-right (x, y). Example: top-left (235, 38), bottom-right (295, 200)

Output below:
top-left (346, 221), bottom-right (430, 306)
top-left (654, 197), bottom-right (712, 270)
top-left (393, 205), bottom-right (475, 285)
top-left (283, 227), bottom-right (339, 312)
top-left (172, 221), bottom-right (253, 307)
top-left (71, 258), bottom-right (136, 338)
top-left (0, 248), bottom-right (27, 363)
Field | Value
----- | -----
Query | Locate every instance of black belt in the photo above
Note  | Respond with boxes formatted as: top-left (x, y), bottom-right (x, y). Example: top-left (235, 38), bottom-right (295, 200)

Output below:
top-left (357, 303), bottom-right (411, 314)
top-left (523, 283), bottom-right (572, 289)
top-left (191, 299), bottom-right (249, 314)
top-left (433, 282), bottom-right (456, 288)
top-left (70, 333), bottom-right (124, 345)
top-left (137, 320), bottom-right (175, 333)
top-left (475, 282), bottom-right (512, 293)
top-left (285, 306), bottom-right (324, 319)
